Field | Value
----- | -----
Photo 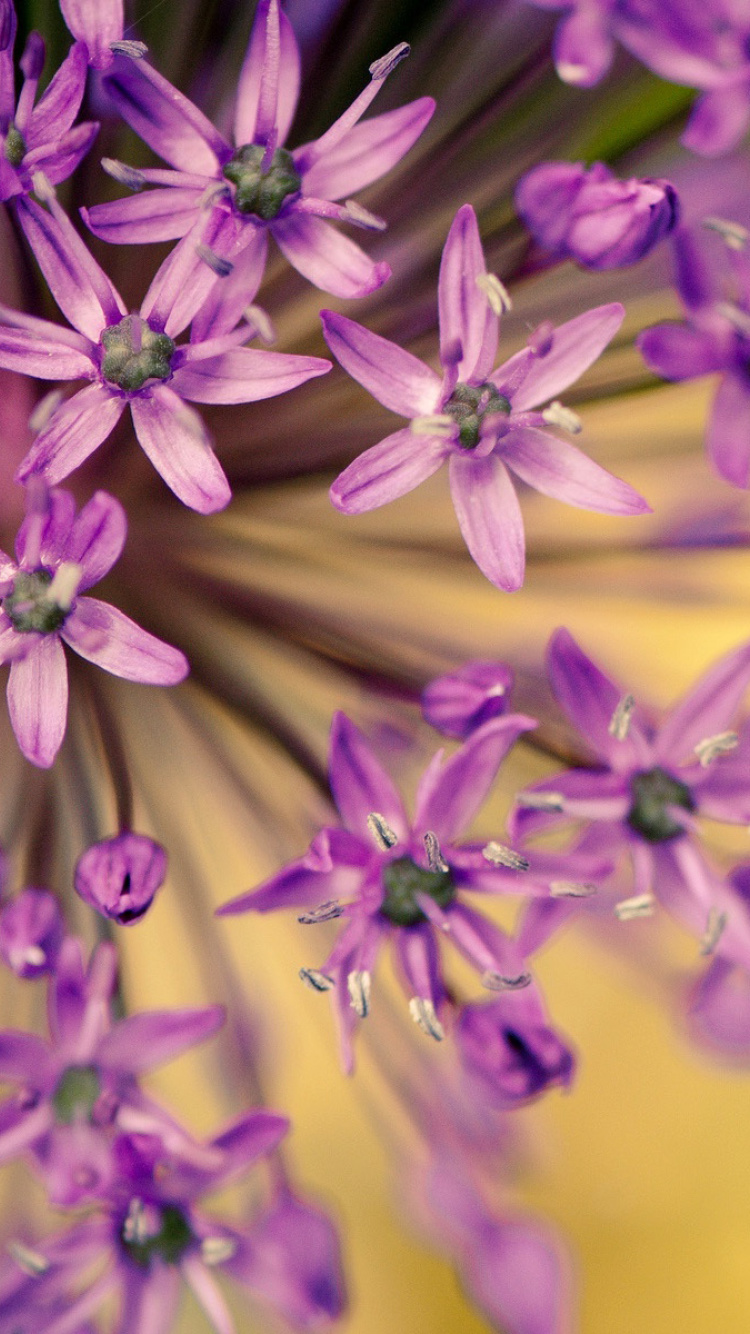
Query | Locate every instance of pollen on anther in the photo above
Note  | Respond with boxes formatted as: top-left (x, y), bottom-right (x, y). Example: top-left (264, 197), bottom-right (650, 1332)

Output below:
top-left (482, 842), bottom-right (529, 871)
top-left (481, 970), bottom-right (532, 991)
top-left (614, 892), bottom-right (655, 921)
top-left (347, 969), bottom-right (371, 1017)
top-left (475, 272), bottom-right (512, 315)
top-left (367, 812), bottom-right (398, 849)
top-left (694, 731), bottom-right (738, 767)
top-left (423, 830), bottom-right (448, 873)
top-left (408, 996), bottom-right (444, 1040)
top-left (700, 906), bottom-right (728, 956)
top-left (609, 694), bottom-right (635, 740)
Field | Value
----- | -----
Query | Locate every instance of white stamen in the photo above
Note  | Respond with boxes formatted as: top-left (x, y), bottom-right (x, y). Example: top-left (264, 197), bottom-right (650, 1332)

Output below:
top-left (411, 414), bottom-right (455, 438)
top-left (481, 969), bottom-right (532, 991)
top-left (369, 43), bottom-right (410, 80)
top-left (347, 969), bottom-right (371, 1017)
top-left (31, 171), bottom-right (55, 203)
top-left (482, 841), bottom-right (529, 871)
top-left (549, 880), bottom-right (597, 898)
top-left (700, 906), bottom-right (727, 956)
top-left (343, 199), bottom-right (387, 231)
top-left (703, 216), bottom-right (749, 251)
top-left (556, 61), bottom-right (590, 84)
top-left (298, 900), bottom-right (343, 924)
top-left (244, 304), bottom-right (276, 344)
top-left (8, 1242), bottom-right (49, 1276)
top-left (614, 892), bottom-right (655, 921)
top-left (517, 791), bottom-right (565, 812)
top-left (196, 244), bottom-right (233, 278)
top-left (367, 812), bottom-right (398, 850)
top-left (475, 271), bottom-right (512, 315)
top-left (45, 561), bottom-right (82, 611)
top-left (408, 996), bottom-right (445, 1040)
top-left (694, 730), bottom-right (738, 767)
top-left (608, 694), bottom-right (635, 740)
top-left (29, 389), bottom-right (64, 436)
top-left (122, 1197), bottom-right (148, 1244)
top-left (101, 158), bottom-right (146, 191)
top-left (299, 967), bottom-right (334, 992)
top-left (716, 301), bottom-right (750, 337)
top-left (14, 944), bottom-right (46, 967)
top-left (201, 1236), bottom-right (238, 1266)
top-left (110, 39), bottom-right (148, 58)
top-left (423, 830), bottom-right (448, 873)
top-left (542, 400), bottom-right (582, 434)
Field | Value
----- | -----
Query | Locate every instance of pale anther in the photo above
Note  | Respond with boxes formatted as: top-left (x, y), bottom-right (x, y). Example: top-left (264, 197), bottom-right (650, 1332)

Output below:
top-left (408, 996), bottom-right (445, 1040)
top-left (102, 158), bottom-right (146, 191)
top-left (298, 900), bottom-right (343, 925)
top-left (475, 272), bottom-right (512, 315)
top-left (201, 1237), bottom-right (238, 1266)
top-left (517, 791), bottom-right (565, 811)
top-left (423, 830), bottom-right (448, 872)
top-left (196, 244), bottom-right (233, 278)
top-left (411, 414), bottom-right (455, 438)
top-left (703, 216), bottom-right (749, 250)
top-left (31, 170), bottom-right (55, 203)
top-left (299, 967), bottom-right (334, 992)
top-left (369, 43), bottom-right (410, 80)
top-left (343, 199), bottom-right (387, 231)
top-left (367, 812), bottom-right (398, 849)
top-left (29, 388), bottom-right (64, 435)
top-left (614, 892), bottom-right (655, 921)
top-left (482, 841), bottom-right (529, 871)
top-left (19, 944), bottom-right (46, 965)
top-left (608, 693), bottom-right (635, 740)
top-left (45, 561), bottom-right (82, 611)
top-left (244, 304), bottom-right (276, 344)
top-left (700, 906), bottom-right (727, 956)
top-left (482, 969), bottom-right (532, 991)
top-left (347, 969), bottom-right (371, 1017)
top-left (549, 880), bottom-right (597, 898)
top-left (694, 731), bottom-right (738, 767)
top-left (123, 1197), bottom-right (148, 1243)
top-left (716, 302), bottom-right (750, 337)
top-left (541, 400), bottom-right (582, 434)
top-left (110, 39), bottom-right (148, 58)
top-left (8, 1241), bottom-right (49, 1276)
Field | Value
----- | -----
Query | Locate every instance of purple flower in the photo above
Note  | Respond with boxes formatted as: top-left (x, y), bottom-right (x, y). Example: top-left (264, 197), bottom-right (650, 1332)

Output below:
top-left (323, 204), bottom-right (648, 591)
top-left (638, 227), bottom-right (750, 488)
top-left (422, 660), bottom-right (515, 738)
top-left (524, 0), bottom-right (620, 87)
top-left (58, 0), bottom-right (124, 70)
top-left (456, 982), bottom-right (575, 1108)
top-left (2, 180), bottom-right (330, 512)
top-left (515, 161), bottom-right (679, 269)
top-left (0, 8), bottom-right (98, 202)
top-left (0, 936), bottom-right (228, 1205)
top-left (0, 483), bottom-right (187, 767)
top-left (686, 865), bottom-right (750, 1060)
top-left (0, 888), bottom-right (64, 978)
top-left (84, 0), bottom-right (435, 307)
top-left (74, 832), bottom-right (167, 925)
top-left (511, 628), bottom-right (750, 969)
top-left (218, 709), bottom-right (608, 1071)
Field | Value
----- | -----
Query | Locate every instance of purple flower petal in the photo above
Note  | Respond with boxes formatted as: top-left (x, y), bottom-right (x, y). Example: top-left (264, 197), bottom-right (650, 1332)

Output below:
top-left (26, 40), bottom-right (88, 144)
top-left (505, 304), bottom-right (624, 413)
top-left (0, 321), bottom-right (94, 379)
top-left (139, 209), bottom-right (238, 338)
top-left (329, 426), bottom-right (447, 514)
top-left (321, 309), bottom-right (440, 416)
top-left (654, 841), bottom-right (750, 973)
top-left (274, 213), bottom-right (390, 298)
top-left (554, 5), bottom-right (615, 86)
top-left (689, 955), bottom-right (750, 1059)
top-left (7, 634), bottom-right (68, 768)
top-left (302, 97), bottom-right (435, 200)
top-left (60, 1), bottom-right (123, 68)
top-left (706, 371), bottom-right (750, 488)
top-left (83, 187), bottom-right (204, 245)
top-left (414, 714), bottom-right (536, 844)
top-left (448, 452), bottom-right (526, 591)
top-left (17, 485), bottom-right (76, 569)
top-left (0, 1030), bottom-right (50, 1081)
top-left (547, 627), bottom-right (652, 771)
top-left (682, 82), bottom-right (750, 157)
top-left (62, 489), bottom-right (127, 589)
top-left (637, 321), bottom-right (730, 381)
top-left (97, 1005), bottom-right (224, 1074)
top-left (209, 1108), bottom-right (290, 1181)
top-left (422, 661), bottom-right (514, 738)
top-left (16, 384), bottom-right (125, 486)
top-left (182, 1255), bottom-right (235, 1334)
top-left (117, 1264), bottom-right (181, 1334)
top-left (328, 711), bottom-right (409, 840)
top-left (15, 195), bottom-right (125, 342)
top-left (394, 921), bottom-right (443, 1007)
top-left (104, 52), bottom-right (228, 174)
top-left (191, 227), bottom-right (268, 342)
top-left (173, 345), bottom-right (330, 404)
top-left (0, 3), bottom-right (17, 125)
top-left (130, 385), bottom-right (231, 514)
top-left (62, 596), bottom-right (189, 685)
top-left (26, 121), bottom-right (101, 187)
top-left (0, 887), bottom-right (63, 977)
top-left (438, 204), bottom-right (499, 382)
top-left (502, 425), bottom-right (650, 515)
top-left (234, 0), bottom-right (301, 147)
top-left (656, 637), bottom-right (750, 767)
top-left (696, 738), bottom-right (750, 823)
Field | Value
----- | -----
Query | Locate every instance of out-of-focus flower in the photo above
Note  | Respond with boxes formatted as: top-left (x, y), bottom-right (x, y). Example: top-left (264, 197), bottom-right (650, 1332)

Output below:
top-left (0, 887), bottom-right (63, 978)
top-left (74, 832), bottom-right (167, 925)
top-left (515, 161), bottom-right (679, 269)
top-left (456, 981), bottom-right (575, 1108)
top-left (324, 204), bottom-right (648, 590)
top-left (422, 660), bottom-right (515, 738)
top-left (523, 0), bottom-right (621, 87)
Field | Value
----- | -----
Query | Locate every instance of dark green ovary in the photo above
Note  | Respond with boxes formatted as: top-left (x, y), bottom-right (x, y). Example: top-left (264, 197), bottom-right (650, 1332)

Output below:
top-left (4, 125), bottom-right (25, 167)
top-left (443, 382), bottom-right (511, 450)
top-left (627, 767), bottom-right (695, 843)
top-left (380, 855), bottom-right (455, 927)
top-left (121, 1204), bottom-right (194, 1269)
top-left (51, 1065), bottom-right (101, 1125)
top-left (223, 144), bottom-right (301, 220)
top-left (3, 570), bottom-right (67, 634)
top-left (101, 316), bottom-right (175, 393)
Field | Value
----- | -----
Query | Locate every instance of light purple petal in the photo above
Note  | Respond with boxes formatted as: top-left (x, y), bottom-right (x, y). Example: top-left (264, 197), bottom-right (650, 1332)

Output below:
top-left (656, 637), bottom-right (750, 766)
top-left (83, 187), bottom-right (204, 244)
top-left (26, 120), bottom-right (101, 186)
top-left (546, 627), bottom-right (652, 770)
top-left (321, 309), bottom-right (440, 416)
top-left (117, 1264), bottom-right (181, 1334)
top-left (130, 385), bottom-right (230, 514)
top-left (448, 452), bottom-right (526, 591)
top-left (328, 711), bottom-right (409, 840)
top-left (97, 1005), bottom-right (224, 1073)
top-left (696, 737), bottom-right (750, 823)
top-left (502, 425), bottom-right (650, 515)
top-left (438, 204), bottom-right (498, 382)
top-left (234, 0), bottom-right (301, 146)
top-left (654, 841), bottom-right (750, 973)
top-left (0, 1030), bottom-right (50, 1082)
top-left (395, 922), bottom-right (443, 1006)
top-left (302, 97), bottom-right (435, 200)
top-left (274, 212), bottom-right (390, 298)
top-left (0, 322), bottom-right (94, 379)
top-left (414, 714), bottom-right (536, 845)
top-left (682, 83), bottom-right (750, 157)
top-left (62, 489), bottom-right (127, 589)
top-left (182, 1255), bottom-right (235, 1334)
top-left (689, 955), bottom-right (750, 1059)
top-left (706, 372), bottom-right (750, 488)
top-left (554, 6), bottom-right (614, 86)
top-left (330, 427), bottom-right (447, 514)
top-left (7, 634), bottom-right (68, 768)
top-left (191, 227), bottom-right (268, 342)
top-left (173, 345), bottom-right (330, 404)
top-left (16, 384), bottom-right (125, 486)
top-left (505, 304), bottom-right (624, 413)
top-left (0, 3), bottom-right (17, 125)
top-left (62, 596), bottom-right (189, 685)
top-left (103, 52), bottom-right (228, 173)
top-left (48, 934), bottom-right (86, 1044)
top-left (208, 1108), bottom-right (290, 1183)
top-left (140, 209), bottom-right (238, 338)
top-left (60, 2), bottom-right (123, 67)
top-left (26, 41), bottom-right (88, 144)
top-left (637, 322), bottom-right (729, 380)
top-left (15, 195), bottom-right (125, 341)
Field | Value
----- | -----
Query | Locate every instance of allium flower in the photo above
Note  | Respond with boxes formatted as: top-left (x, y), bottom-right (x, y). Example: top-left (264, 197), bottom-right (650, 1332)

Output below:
top-left (84, 0), bottom-right (435, 303)
top-left (515, 161), bottom-right (679, 269)
top-left (74, 832), bottom-right (167, 924)
top-left (511, 628), bottom-right (750, 966)
top-left (324, 204), bottom-right (648, 590)
top-left (0, 484), bottom-right (187, 767)
top-left (456, 981), bottom-right (575, 1108)
top-left (0, 887), bottom-right (63, 978)
top-left (422, 660), bottom-right (515, 738)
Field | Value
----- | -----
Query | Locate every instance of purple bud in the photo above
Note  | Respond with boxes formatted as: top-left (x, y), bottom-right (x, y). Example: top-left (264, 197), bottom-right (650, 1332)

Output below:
top-left (0, 888), bottom-right (64, 978)
top-left (74, 833), bottom-right (167, 925)
top-left (422, 661), bottom-right (514, 739)
top-left (516, 161), bottom-right (680, 270)
top-left (19, 31), bottom-right (44, 81)
top-left (456, 992), bottom-right (575, 1107)
top-left (228, 1190), bottom-right (347, 1327)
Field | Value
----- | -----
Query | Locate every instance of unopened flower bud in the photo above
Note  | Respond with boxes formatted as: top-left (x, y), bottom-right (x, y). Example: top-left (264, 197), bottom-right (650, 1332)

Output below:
top-left (456, 993), bottom-right (574, 1107)
top-left (74, 833), bottom-right (167, 925)
top-left (0, 888), bottom-right (64, 978)
top-left (421, 661), bottom-right (514, 738)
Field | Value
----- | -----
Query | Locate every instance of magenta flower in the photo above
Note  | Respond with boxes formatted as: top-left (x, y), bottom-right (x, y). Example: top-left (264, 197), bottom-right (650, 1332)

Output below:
top-left (218, 709), bottom-right (609, 1072)
top-left (84, 0), bottom-right (435, 307)
top-left (515, 161), bottom-right (679, 269)
top-left (323, 204), bottom-right (648, 590)
top-left (421, 660), bottom-right (515, 739)
top-left (0, 484), bottom-right (187, 768)
top-left (524, 0), bottom-right (621, 87)
top-left (74, 832), bottom-right (168, 925)
top-left (0, 888), bottom-right (63, 978)
top-left (456, 981), bottom-right (575, 1108)
top-left (510, 628), bottom-right (750, 969)
top-left (0, 7), bottom-right (98, 202)
top-left (2, 182), bottom-right (329, 512)
top-left (638, 228), bottom-right (750, 488)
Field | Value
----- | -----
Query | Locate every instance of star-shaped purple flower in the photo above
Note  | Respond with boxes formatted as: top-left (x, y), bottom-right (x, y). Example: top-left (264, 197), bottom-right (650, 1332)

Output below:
top-left (0, 483), bottom-right (188, 768)
top-left (323, 204), bottom-right (649, 591)
top-left (84, 0), bottom-right (435, 310)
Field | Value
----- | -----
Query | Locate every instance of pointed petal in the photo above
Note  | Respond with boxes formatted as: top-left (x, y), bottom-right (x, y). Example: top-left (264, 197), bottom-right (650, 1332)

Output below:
top-left (234, 0), bottom-right (300, 146)
top-left (395, 922), bottom-right (443, 1006)
top-left (656, 638), bottom-right (750, 766)
top-left (63, 489), bottom-right (127, 589)
top-left (83, 187), bottom-right (203, 244)
top-left (62, 597), bottom-right (189, 685)
top-left (547, 627), bottom-right (652, 770)
top-left (15, 195), bottom-right (125, 341)
top-left (103, 52), bottom-right (228, 173)
top-left (274, 213), bottom-right (390, 298)
top-left (330, 426), bottom-right (447, 514)
top-left (191, 228), bottom-right (268, 341)
top-left (174, 345), bottom-right (329, 404)
top-left (130, 385), bottom-right (230, 514)
top-left (0, 1030), bottom-right (49, 1082)
top-left (321, 309), bottom-right (440, 416)
top-left (27, 41), bottom-right (87, 143)
top-left (439, 204), bottom-right (498, 381)
top-left (117, 1264), bottom-right (181, 1334)
top-left (328, 711), bottom-right (408, 840)
top-left (140, 209), bottom-right (239, 338)
top-left (302, 97), bottom-right (435, 200)
top-left (502, 425), bottom-right (650, 515)
top-left (7, 635), bottom-right (68, 768)
top-left (208, 1108), bottom-right (290, 1183)
top-left (60, 2), bottom-right (123, 68)
top-left (637, 322), bottom-right (729, 380)
top-left (506, 304), bottom-right (625, 412)
top-left (182, 1255), bottom-right (236, 1334)
top-left (0, 322), bottom-right (94, 379)
top-left (16, 384), bottom-right (125, 486)
top-left (707, 372), bottom-right (750, 488)
top-left (415, 714), bottom-right (536, 845)
top-left (654, 841), bottom-right (750, 973)
top-left (97, 1005), bottom-right (224, 1073)
top-left (682, 84), bottom-right (750, 157)
top-left (26, 120), bottom-right (101, 186)
top-left (554, 6), bottom-right (614, 86)
top-left (448, 452), bottom-right (525, 591)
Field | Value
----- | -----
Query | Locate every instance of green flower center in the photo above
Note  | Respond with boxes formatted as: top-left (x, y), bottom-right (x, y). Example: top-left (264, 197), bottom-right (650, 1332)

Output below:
top-left (3, 570), bottom-right (67, 634)
top-left (121, 1203), bottom-right (194, 1269)
top-left (627, 766), bottom-right (695, 843)
top-left (222, 144), bottom-right (301, 220)
top-left (51, 1065), bottom-right (101, 1124)
top-left (4, 124), bottom-right (25, 167)
top-left (444, 381), bottom-right (511, 450)
top-left (100, 315), bottom-right (175, 393)
top-left (380, 855), bottom-right (455, 927)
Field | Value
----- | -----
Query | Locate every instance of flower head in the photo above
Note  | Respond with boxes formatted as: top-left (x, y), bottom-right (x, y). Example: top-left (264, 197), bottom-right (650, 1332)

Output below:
top-left (74, 832), bottom-right (167, 925)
